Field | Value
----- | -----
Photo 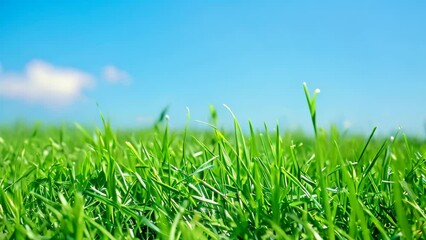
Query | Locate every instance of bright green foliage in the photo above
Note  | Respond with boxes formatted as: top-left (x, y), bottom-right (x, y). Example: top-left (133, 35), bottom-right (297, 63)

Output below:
top-left (0, 85), bottom-right (425, 239)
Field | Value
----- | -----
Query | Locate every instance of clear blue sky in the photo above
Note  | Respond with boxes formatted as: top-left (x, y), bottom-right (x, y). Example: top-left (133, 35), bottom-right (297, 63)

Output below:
top-left (1, 1), bottom-right (425, 135)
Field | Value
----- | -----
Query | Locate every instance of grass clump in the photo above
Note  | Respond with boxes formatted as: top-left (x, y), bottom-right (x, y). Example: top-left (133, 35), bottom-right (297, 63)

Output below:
top-left (0, 84), bottom-right (425, 239)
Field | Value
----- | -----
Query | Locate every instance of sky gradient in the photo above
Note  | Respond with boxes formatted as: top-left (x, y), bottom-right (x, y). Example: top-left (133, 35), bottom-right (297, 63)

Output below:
top-left (1, 1), bottom-right (425, 136)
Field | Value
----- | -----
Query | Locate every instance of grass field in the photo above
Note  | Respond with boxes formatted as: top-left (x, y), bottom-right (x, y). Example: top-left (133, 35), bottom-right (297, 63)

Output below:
top-left (0, 84), bottom-right (425, 239)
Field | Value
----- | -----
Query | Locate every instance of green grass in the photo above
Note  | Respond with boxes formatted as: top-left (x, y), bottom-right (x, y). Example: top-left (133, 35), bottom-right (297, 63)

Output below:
top-left (1, 84), bottom-right (425, 239)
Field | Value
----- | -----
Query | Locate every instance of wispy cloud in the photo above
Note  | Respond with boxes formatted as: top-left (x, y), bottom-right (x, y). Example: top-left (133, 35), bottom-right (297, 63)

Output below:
top-left (135, 115), bottom-right (154, 125)
top-left (102, 65), bottom-right (131, 84)
top-left (0, 60), bottom-right (94, 107)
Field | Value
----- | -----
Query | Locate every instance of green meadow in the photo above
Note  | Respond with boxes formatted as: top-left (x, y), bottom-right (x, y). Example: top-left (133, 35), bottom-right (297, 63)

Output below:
top-left (0, 85), bottom-right (425, 239)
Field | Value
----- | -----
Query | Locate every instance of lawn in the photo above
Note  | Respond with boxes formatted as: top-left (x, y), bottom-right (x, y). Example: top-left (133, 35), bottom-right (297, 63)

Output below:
top-left (0, 85), bottom-right (425, 239)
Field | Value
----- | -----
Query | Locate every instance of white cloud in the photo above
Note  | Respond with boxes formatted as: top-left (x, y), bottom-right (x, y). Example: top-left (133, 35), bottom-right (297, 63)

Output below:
top-left (343, 120), bottom-right (352, 129)
top-left (102, 65), bottom-right (131, 84)
top-left (135, 115), bottom-right (154, 125)
top-left (0, 60), bottom-right (94, 107)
